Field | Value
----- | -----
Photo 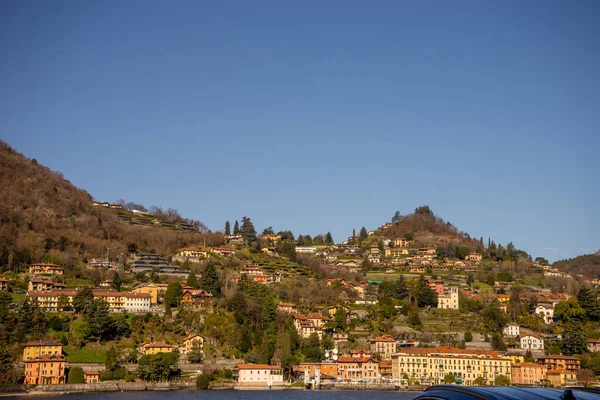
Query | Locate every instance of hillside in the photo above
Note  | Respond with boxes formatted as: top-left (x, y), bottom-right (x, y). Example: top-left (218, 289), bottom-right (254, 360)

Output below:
top-left (378, 210), bottom-right (483, 250)
top-left (0, 140), bottom-right (223, 272)
top-left (553, 253), bottom-right (600, 279)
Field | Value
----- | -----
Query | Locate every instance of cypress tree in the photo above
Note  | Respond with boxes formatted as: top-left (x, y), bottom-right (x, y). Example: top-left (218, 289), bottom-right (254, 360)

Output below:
top-left (224, 221), bottom-right (231, 235)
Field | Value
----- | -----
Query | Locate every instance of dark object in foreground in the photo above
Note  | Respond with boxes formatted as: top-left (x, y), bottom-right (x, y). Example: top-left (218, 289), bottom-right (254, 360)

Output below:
top-left (414, 385), bottom-right (600, 400)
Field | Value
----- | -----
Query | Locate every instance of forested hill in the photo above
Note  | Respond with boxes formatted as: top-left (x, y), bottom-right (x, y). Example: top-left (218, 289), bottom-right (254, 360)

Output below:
top-left (380, 206), bottom-right (484, 250)
top-left (553, 253), bottom-right (600, 279)
top-left (0, 140), bottom-right (222, 272)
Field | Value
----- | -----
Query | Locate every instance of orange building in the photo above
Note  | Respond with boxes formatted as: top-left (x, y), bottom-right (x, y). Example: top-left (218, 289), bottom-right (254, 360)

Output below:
top-left (84, 370), bottom-right (100, 384)
top-left (511, 362), bottom-right (547, 385)
top-left (28, 263), bottom-right (63, 275)
top-left (24, 354), bottom-right (66, 385)
top-left (536, 355), bottom-right (580, 373)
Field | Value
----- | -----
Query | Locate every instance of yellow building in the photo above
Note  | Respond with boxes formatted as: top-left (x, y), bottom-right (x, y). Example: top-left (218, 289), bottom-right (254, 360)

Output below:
top-left (180, 335), bottom-right (204, 355)
top-left (140, 342), bottom-right (175, 355)
top-left (391, 346), bottom-right (511, 386)
top-left (133, 283), bottom-right (168, 305)
top-left (23, 341), bottom-right (63, 361)
top-left (28, 263), bottom-right (63, 275)
top-left (546, 369), bottom-right (577, 387)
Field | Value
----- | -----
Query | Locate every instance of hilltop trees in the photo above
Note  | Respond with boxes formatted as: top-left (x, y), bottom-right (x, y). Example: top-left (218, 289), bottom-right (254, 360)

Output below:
top-left (415, 205), bottom-right (433, 216)
top-left (224, 221), bottom-right (231, 235)
top-left (233, 220), bottom-right (240, 234)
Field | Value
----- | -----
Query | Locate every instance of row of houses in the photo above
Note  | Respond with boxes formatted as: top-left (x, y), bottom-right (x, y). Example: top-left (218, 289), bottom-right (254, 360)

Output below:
top-left (235, 346), bottom-right (586, 388)
top-left (27, 289), bottom-right (151, 313)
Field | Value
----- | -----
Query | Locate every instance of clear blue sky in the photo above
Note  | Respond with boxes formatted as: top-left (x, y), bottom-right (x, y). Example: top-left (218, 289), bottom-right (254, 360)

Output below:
top-left (2, 1), bottom-right (598, 262)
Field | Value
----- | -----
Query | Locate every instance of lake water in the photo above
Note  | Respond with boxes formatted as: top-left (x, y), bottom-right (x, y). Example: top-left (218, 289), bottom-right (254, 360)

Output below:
top-left (23, 390), bottom-right (419, 400)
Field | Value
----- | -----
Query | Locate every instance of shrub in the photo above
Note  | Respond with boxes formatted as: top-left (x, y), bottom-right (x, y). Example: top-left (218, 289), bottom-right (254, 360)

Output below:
top-left (68, 367), bottom-right (85, 384)
top-left (196, 373), bottom-right (212, 389)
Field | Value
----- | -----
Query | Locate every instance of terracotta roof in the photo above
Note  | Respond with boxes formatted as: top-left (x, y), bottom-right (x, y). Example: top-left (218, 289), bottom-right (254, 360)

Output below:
top-left (337, 356), bottom-right (376, 363)
top-left (547, 369), bottom-right (572, 374)
top-left (234, 364), bottom-right (282, 370)
top-left (396, 346), bottom-right (503, 358)
top-left (24, 340), bottom-right (63, 346)
top-left (536, 355), bottom-right (579, 361)
top-left (143, 342), bottom-right (174, 348)
top-left (513, 362), bottom-right (545, 368)
top-left (84, 370), bottom-right (100, 375)
top-left (25, 354), bottom-right (65, 362)
top-left (371, 335), bottom-right (396, 343)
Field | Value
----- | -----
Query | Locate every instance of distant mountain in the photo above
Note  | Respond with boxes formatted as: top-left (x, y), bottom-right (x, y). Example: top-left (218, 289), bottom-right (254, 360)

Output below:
top-left (552, 253), bottom-right (600, 279)
top-left (0, 140), bottom-right (222, 272)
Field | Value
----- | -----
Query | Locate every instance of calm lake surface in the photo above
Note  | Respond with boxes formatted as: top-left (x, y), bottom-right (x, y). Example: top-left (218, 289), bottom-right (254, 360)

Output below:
top-left (22, 390), bottom-right (419, 400)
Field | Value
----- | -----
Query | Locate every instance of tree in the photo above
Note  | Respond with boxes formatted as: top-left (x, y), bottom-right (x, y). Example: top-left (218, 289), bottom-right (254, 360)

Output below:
top-left (467, 273), bottom-right (475, 286)
top-left (68, 366), bottom-right (85, 383)
top-left (407, 304), bottom-right (421, 327)
top-left (112, 272), bottom-right (121, 291)
top-left (494, 375), bottom-right (510, 386)
top-left (325, 232), bottom-right (334, 245)
top-left (392, 211), bottom-right (401, 224)
top-left (414, 205), bottom-right (433, 216)
top-left (262, 227), bottom-right (274, 235)
top-left (525, 350), bottom-right (534, 362)
top-left (187, 271), bottom-right (200, 289)
top-left (164, 303), bottom-right (172, 320)
top-left (72, 287), bottom-right (94, 314)
top-left (334, 307), bottom-right (347, 331)
top-left (561, 320), bottom-right (587, 355)
top-left (164, 281), bottom-right (183, 307)
top-left (233, 220), bottom-right (239, 235)
top-left (137, 352), bottom-right (181, 382)
top-left (443, 374), bottom-right (456, 384)
top-left (240, 216), bottom-right (257, 243)
top-left (577, 285), bottom-right (600, 322)
top-left (84, 299), bottom-right (117, 342)
top-left (555, 297), bottom-right (586, 323)
top-left (577, 368), bottom-right (597, 387)
top-left (224, 221), bottom-right (231, 235)
top-left (105, 346), bottom-right (120, 372)
top-left (473, 376), bottom-right (486, 386)
top-left (0, 292), bottom-right (12, 323)
top-left (276, 241), bottom-right (296, 262)
top-left (361, 257), bottom-right (373, 274)
top-left (535, 257), bottom-right (549, 266)
top-left (200, 262), bottom-right (221, 296)
top-left (301, 333), bottom-right (322, 362)
top-left (359, 227), bottom-right (368, 241)
top-left (464, 331), bottom-right (473, 342)
top-left (414, 275), bottom-right (438, 308)
top-left (482, 302), bottom-right (509, 333)
top-left (196, 372), bottom-right (212, 389)
top-left (491, 333), bottom-right (507, 351)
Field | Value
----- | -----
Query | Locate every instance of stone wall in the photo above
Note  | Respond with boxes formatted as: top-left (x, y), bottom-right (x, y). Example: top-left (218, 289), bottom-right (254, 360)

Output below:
top-left (33, 381), bottom-right (195, 393)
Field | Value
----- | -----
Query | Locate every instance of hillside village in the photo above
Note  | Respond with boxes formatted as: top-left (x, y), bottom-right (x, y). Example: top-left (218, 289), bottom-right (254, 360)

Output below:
top-left (0, 142), bottom-right (599, 391)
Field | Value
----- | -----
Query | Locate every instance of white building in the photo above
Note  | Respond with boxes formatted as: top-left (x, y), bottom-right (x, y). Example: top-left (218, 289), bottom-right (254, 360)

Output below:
top-left (295, 247), bottom-right (317, 254)
top-left (437, 287), bottom-right (459, 310)
top-left (234, 364), bottom-right (284, 387)
top-left (517, 334), bottom-right (544, 350)
top-left (503, 323), bottom-right (520, 337)
top-left (124, 293), bottom-right (152, 312)
top-left (535, 304), bottom-right (554, 324)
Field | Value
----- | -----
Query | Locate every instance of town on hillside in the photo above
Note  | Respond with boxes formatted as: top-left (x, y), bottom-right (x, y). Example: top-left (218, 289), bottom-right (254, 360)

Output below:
top-left (1, 202), bottom-right (599, 392)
